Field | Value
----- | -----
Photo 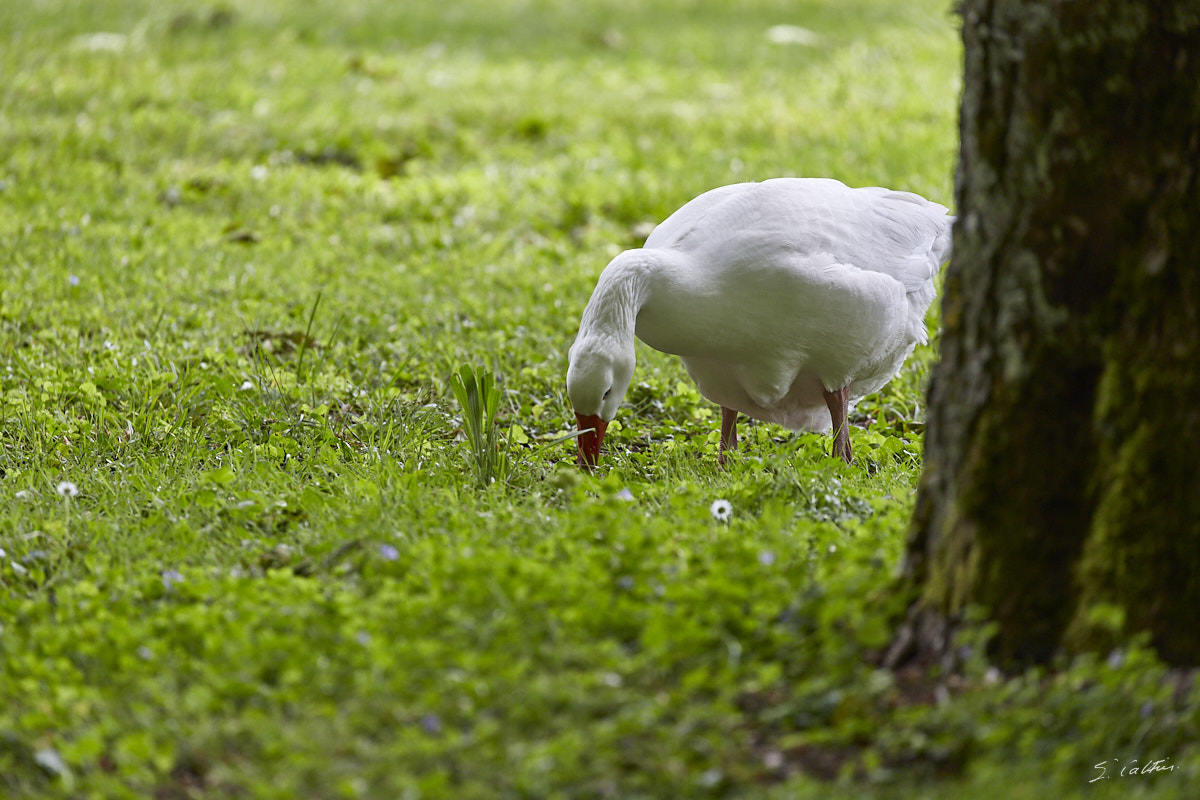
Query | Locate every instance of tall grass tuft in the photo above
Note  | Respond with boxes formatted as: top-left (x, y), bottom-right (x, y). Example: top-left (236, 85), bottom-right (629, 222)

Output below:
top-left (450, 365), bottom-right (509, 488)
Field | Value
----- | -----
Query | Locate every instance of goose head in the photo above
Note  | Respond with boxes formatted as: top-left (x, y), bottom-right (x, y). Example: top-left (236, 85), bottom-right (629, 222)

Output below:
top-left (566, 336), bottom-right (634, 468)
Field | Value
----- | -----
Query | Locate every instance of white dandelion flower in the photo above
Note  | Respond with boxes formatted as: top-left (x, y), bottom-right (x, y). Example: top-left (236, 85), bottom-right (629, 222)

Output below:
top-left (56, 481), bottom-right (79, 498)
top-left (709, 499), bottom-right (732, 522)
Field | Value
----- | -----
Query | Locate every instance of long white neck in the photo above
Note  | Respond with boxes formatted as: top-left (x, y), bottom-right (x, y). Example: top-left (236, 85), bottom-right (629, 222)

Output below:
top-left (570, 249), bottom-right (680, 421)
top-left (576, 249), bottom-right (656, 346)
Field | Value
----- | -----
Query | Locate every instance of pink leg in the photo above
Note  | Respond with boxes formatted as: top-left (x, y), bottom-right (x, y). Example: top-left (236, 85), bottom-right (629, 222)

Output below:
top-left (719, 406), bottom-right (738, 466)
top-left (822, 386), bottom-right (852, 463)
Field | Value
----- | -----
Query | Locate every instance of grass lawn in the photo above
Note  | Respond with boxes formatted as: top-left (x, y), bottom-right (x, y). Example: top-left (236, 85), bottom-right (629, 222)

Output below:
top-left (1, 1), bottom-right (1196, 797)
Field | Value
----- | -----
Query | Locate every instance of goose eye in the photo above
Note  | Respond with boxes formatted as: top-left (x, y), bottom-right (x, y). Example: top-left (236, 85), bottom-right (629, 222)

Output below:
top-left (602, 389), bottom-right (612, 400)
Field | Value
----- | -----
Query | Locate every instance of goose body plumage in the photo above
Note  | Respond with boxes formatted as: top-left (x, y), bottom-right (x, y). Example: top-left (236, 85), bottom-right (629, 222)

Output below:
top-left (567, 177), bottom-right (954, 466)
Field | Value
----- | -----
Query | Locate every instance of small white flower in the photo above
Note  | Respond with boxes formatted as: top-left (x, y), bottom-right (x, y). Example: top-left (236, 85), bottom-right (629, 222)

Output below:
top-left (616, 487), bottom-right (634, 502)
top-left (15, 490), bottom-right (29, 500)
top-left (766, 24), bottom-right (820, 47)
top-left (68, 274), bottom-right (80, 287)
top-left (162, 569), bottom-right (184, 588)
top-left (56, 481), bottom-right (79, 498)
top-left (709, 499), bottom-right (732, 522)
top-left (240, 380), bottom-right (255, 391)
top-left (758, 550), bottom-right (776, 567)
top-left (250, 164), bottom-right (268, 181)
top-left (33, 748), bottom-right (69, 777)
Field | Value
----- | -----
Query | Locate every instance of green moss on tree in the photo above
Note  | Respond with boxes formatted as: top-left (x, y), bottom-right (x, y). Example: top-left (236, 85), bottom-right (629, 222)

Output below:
top-left (905, 0), bottom-right (1200, 666)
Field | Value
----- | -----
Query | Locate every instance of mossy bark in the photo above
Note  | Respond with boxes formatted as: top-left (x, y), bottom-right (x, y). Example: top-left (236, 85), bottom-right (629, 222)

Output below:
top-left (904, 0), bottom-right (1200, 665)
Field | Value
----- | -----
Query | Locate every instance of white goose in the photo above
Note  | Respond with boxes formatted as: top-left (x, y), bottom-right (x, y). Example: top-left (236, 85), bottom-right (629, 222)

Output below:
top-left (567, 177), bottom-right (954, 468)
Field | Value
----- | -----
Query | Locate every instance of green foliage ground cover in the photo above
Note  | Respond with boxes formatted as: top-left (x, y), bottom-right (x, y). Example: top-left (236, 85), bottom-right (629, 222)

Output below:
top-left (1, 1), bottom-right (1196, 797)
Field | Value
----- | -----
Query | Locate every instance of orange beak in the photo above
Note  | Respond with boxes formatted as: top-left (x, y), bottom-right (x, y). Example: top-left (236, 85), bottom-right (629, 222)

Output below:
top-left (575, 413), bottom-right (608, 469)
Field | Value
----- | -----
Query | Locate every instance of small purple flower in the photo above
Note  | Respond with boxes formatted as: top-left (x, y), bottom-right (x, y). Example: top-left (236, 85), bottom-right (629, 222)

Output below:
top-left (162, 569), bottom-right (184, 589)
top-left (378, 544), bottom-right (399, 561)
top-left (420, 714), bottom-right (442, 735)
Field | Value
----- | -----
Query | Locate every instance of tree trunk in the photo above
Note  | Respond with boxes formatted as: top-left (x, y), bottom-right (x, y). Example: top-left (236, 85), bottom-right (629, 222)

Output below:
top-left (902, 0), bottom-right (1200, 666)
